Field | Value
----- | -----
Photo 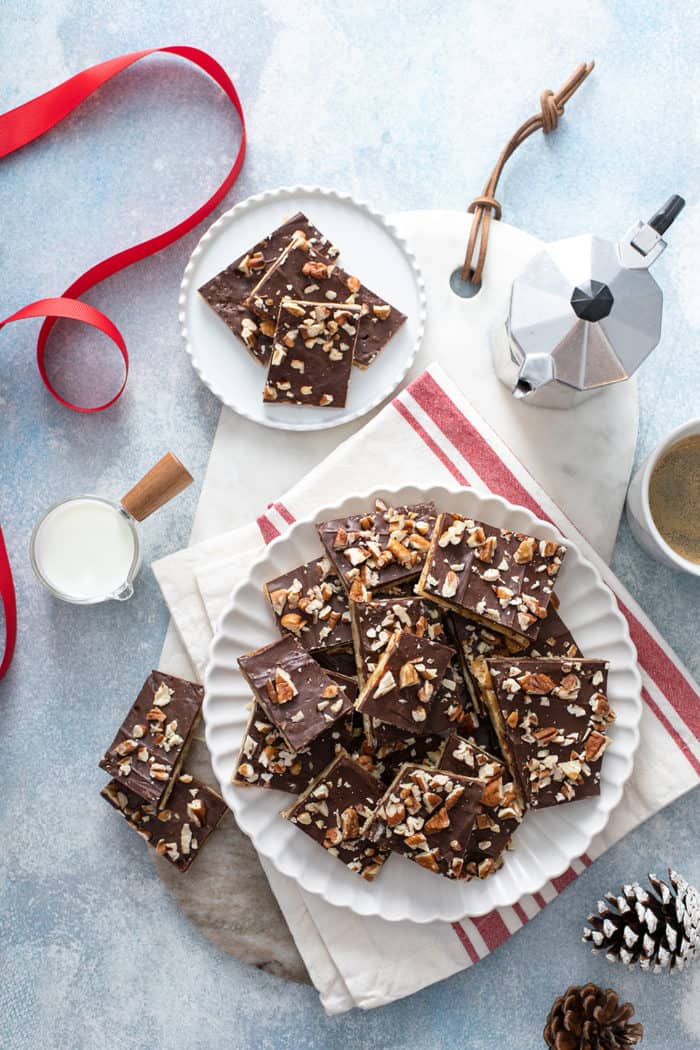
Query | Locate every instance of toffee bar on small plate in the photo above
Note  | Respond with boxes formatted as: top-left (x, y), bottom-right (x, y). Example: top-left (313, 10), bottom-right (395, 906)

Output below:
top-left (316, 498), bottom-right (437, 600)
top-left (451, 603), bottom-right (580, 716)
top-left (355, 629), bottom-right (455, 733)
top-left (415, 513), bottom-right (567, 645)
top-left (485, 657), bottom-right (615, 809)
top-left (282, 751), bottom-right (389, 881)
top-left (438, 733), bottom-right (524, 879)
top-left (233, 673), bottom-right (360, 794)
top-left (364, 764), bottom-right (484, 879)
top-left (237, 635), bottom-right (353, 752)
top-left (101, 773), bottom-right (227, 873)
top-left (198, 212), bottom-right (335, 366)
top-left (264, 555), bottom-right (352, 653)
top-left (246, 239), bottom-right (406, 370)
top-left (263, 300), bottom-right (362, 408)
top-left (99, 671), bottom-right (203, 808)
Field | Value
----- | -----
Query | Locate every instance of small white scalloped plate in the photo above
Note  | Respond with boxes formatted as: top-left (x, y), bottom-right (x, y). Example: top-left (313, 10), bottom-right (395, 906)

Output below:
top-left (203, 486), bottom-right (642, 923)
top-left (179, 187), bottom-right (426, 431)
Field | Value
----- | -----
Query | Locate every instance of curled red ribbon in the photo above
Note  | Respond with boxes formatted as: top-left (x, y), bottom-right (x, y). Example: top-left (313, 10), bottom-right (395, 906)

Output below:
top-left (0, 45), bottom-right (246, 411)
top-left (0, 46), bottom-right (246, 678)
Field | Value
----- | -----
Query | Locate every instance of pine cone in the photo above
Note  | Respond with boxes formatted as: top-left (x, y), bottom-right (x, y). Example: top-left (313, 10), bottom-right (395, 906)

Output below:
top-left (583, 868), bottom-right (700, 973)
top-left (543, 983), bottom-right (643, 1049)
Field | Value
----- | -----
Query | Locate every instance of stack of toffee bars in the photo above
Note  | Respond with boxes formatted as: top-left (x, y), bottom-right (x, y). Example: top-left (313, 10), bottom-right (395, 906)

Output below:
top-left (198, 212), bottom-right (406, 409)
top-left (234, 499), bottom-right (616, 883)
top-left (99, 672), bottom-right (227, 873)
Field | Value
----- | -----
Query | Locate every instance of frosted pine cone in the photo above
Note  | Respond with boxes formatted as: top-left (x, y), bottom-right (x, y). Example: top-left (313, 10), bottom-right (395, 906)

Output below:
top-left (583, 868), bottom-right (699, 973)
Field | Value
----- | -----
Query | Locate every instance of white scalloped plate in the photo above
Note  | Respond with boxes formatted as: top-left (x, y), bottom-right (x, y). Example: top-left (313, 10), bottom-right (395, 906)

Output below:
top-left (203, 486), bottom-right (642, 923)
top-left (179, 187), bottom-right (426, 431)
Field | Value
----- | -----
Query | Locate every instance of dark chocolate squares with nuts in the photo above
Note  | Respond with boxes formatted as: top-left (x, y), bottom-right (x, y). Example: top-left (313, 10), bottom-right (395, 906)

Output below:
top-left (198, 212), bottom-right (335, 366)
top-left (237, 635), bottom-right (353, 752)
top-left (235, 498), bottom-right (616, 886)
top-left (364, 764), bottom-right (484, 879)
top-left (101, 773), bottom-right (227, 873)
top-left (263, 299), bottom-right (362, 408)
top-left (99, 670), bottom-right (204, 808)
top-left (264, 554), bottom-right (352, 653)
top-left (282, 752), bottom-right (389, 881)
top-left (485, 657), bottom-right (614, 809)
top-left (416, 512), bottom-right (567, 645)
top-left (317, 498), bottom-right (437, 600)
top-left (200, 210), bottom-right (406, 404)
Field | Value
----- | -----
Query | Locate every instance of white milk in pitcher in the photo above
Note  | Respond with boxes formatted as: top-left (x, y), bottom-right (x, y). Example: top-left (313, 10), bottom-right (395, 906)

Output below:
top-left (32, 497), bottom-right (138, 602)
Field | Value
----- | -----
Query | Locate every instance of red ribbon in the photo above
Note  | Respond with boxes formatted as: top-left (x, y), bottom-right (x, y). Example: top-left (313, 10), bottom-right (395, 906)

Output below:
top-left (0, 47), bottom-right (247, 677)
top-left (0, 528), bottom-right (17, 681)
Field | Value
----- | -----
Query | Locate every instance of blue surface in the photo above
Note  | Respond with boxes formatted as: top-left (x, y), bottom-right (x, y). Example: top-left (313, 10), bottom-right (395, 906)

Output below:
top-left (2, 3), bottom-right (699, 1048)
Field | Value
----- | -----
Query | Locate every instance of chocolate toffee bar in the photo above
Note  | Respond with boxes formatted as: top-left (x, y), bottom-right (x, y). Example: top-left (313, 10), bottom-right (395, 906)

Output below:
top-left (485, 657), bottom-right (615, 809)
top-left (99, 671), bottom-right (203, 808)
top-left (264, 555), bottom-right (352, 653)
top-left (101, 773), bottom-right (227, 873)
top-left (316, 498), bottom-right (437, 600)
top-left (246, 237), bottom-right (406, 370)
top-left (355, 630), bottom-right (455, 733)
top-left (237, 635), bottom-right (353, 752)
top-left (232, 703), bottom-right (357, 794)
top-left (233, 673), bottom-right (360, 793)
top-left (350, 596), bottom-right (484, 738)
top-left (416, 513), bottom-right (567, 645)
top-left (263, 299), bottom-right (362, 408)
top-left (451, 603), bottom-right (579, 716)
top-left (350, 596), bottom-right (445, 686)
top-left (282, 752), bottom-right (389, 881)
top-left (364, 764), bottom-right (484, 879)
top-left (198, 212), bottom-right (335, 366)
top-left (438, 733), bottom-right (524, 879)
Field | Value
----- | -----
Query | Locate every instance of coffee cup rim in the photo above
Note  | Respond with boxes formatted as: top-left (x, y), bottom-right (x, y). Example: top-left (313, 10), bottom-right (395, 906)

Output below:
top-left (639, 418), bottom-right (700, 577)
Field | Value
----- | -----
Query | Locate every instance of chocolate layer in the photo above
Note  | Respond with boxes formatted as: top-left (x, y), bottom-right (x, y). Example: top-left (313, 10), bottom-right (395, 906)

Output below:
top-left (416, 512), bottom-right (566, 644)
top-left (438, 732), bottom-right (524, 879)
top-left (364, 764), bottom-right (484, 879)
top-left (237, 635), bottom-right (353, 752)
top-left (198, 212), bottom-right (335, 365)
top-left (317, 498), bottom-right (437, 599)
top-left (101, 773), bottom-right (227, 873)
top-left (99, 671), bottom-right (203, 808)
top-left (265, 555), bottom-right (352, 653)
top-left (282, 752), bottom-right (389, 881)
top-left (485, 657), bottom-right (614, 809)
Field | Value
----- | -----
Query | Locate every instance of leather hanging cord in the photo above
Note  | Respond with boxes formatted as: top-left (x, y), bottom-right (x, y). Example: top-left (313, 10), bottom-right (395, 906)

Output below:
top-left (462, 61), bottom-right (594, 284)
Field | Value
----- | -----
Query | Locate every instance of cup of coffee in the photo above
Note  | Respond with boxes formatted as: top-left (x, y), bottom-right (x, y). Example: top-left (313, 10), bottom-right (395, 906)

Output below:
top-left (626, 419), bottom-right (700, 576)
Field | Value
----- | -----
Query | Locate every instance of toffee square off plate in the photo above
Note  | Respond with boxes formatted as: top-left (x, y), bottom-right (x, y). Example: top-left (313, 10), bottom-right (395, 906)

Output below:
top-left (99, 670), bottom-right (203, 809)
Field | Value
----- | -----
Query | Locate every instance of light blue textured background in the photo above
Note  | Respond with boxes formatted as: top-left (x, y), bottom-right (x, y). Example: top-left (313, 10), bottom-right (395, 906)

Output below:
top-left (2, 3), bottom-right (699, 1048)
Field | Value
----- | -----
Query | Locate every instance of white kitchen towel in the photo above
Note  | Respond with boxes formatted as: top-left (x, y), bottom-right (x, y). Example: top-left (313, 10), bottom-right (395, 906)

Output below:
top-left (153, 364), bottom-right (700, 1013)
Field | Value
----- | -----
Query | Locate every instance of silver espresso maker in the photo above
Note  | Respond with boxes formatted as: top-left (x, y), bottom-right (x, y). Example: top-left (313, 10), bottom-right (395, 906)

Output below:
top-left (492, 195), bottom-right (685, 408)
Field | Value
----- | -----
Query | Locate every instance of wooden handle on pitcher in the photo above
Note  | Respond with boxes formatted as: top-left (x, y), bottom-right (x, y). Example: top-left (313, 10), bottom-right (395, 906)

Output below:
top-left (120, 452), bottom-right (193, 522)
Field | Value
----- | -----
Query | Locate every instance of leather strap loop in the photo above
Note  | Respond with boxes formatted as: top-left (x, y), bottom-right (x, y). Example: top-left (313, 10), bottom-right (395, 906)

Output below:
top-left (462, 62), bottom-right (594, 285)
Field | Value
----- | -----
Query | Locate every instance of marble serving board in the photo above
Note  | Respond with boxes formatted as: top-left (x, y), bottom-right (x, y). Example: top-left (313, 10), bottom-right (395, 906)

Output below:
top-left (154, 210), bottom-right (639, 982)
